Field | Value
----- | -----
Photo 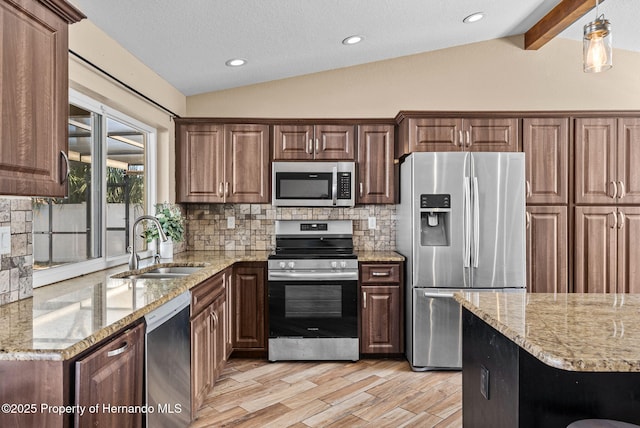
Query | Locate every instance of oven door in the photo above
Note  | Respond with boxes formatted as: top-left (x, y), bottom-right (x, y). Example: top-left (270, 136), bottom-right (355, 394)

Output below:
top-left (268, 278), bottom-right (358, 339)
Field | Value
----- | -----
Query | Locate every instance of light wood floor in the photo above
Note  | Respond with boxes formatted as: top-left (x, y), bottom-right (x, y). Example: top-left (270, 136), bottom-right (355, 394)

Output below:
top-left (190, 358), bottom-right (462, 428)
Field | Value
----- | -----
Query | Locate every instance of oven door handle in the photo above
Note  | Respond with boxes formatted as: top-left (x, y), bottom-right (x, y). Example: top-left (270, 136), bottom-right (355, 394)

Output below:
top-left (269, 271), bottom-right (358, 281)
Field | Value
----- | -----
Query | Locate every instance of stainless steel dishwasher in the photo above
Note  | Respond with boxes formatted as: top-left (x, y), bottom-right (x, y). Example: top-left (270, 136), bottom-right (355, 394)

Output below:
top-left (145, 291), bottom-right (191, 427)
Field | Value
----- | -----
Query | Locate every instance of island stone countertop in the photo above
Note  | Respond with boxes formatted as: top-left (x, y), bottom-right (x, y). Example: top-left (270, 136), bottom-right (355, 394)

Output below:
top-left (455, 291), bottom-right (640, 372)
top-left (0, 250), bottom-right (403, 361)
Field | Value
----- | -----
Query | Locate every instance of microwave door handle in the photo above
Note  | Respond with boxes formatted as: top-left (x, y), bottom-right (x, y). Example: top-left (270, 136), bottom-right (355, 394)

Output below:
top-left (332, 166), bottom-right (338, 206)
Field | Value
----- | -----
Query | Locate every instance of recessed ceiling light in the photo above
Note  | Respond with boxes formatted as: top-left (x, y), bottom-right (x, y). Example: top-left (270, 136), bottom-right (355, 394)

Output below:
top-left (225, 58), bottom-right (247, 67)
top-left (463, 12), bottom-right (484, 24)
top-left (342, 35), bottom-right (363, 45)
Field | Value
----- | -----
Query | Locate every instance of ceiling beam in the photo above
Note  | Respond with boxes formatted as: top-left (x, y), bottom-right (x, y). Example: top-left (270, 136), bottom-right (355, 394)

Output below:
top-left (524, 0), bottom-right (604, 50)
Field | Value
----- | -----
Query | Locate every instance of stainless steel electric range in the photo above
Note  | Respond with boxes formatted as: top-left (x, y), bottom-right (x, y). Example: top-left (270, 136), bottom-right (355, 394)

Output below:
top-left (267, 220), bottom-right (359, 361)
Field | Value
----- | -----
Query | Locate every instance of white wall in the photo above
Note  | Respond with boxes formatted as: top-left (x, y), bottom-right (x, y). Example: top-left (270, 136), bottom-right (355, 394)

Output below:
top-left (187, 36), bottom-right (640, 118)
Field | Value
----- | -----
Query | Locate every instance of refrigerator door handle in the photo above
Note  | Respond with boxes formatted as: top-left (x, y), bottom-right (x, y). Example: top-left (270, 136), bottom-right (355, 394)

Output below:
top-left (473, 177), bottom-right (480, 268)
top-left (464, 177), bottom-right (471, 268)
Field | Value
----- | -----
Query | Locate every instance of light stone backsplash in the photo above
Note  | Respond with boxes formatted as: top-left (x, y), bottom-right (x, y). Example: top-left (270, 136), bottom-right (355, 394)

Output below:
top-left (185, 204), bottom-right (396, 253)
top-left (0, 198), bottom-right (33, 305)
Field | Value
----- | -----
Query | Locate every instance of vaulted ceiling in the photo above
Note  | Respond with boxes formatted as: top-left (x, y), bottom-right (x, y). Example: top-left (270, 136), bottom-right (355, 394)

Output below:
top-left (70, 0), bottom-right (636, 96)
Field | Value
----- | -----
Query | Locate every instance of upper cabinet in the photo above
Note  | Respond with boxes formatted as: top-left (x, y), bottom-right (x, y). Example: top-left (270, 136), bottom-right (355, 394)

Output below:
top-left (273, 124), bottom-right (355, 160)
top-left (357, 124), bottom-right (395, 204)
top-left (396, 116), bottom-right (519, 157)
top-left (575, 118), bottom-right (640, 205)
top-left (0, 0), bottom-right (84, 197)
top-left (523, 118), bottom-right (569, 205)
top-left (176, 122), bottom-right (270, 203)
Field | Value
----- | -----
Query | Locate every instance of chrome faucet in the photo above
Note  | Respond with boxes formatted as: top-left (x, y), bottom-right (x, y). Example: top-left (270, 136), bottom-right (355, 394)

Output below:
top-left (128, 215), bottom-right (168, 270)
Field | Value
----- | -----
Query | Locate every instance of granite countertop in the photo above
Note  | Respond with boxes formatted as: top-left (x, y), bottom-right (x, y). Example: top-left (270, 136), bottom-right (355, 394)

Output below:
top-left (0, 250), bottom-right (402, 361)
top-left (455, 291), bottom-right (640, 372)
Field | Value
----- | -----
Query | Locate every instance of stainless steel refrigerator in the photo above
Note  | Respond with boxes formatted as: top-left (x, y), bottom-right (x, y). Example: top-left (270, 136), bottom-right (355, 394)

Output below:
top-left (396, 152), bottom-right (526, 370)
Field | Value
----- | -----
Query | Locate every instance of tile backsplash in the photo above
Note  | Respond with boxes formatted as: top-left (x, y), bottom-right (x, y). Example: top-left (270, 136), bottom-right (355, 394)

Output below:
top-left (186, 204), bottom-right (396, 252)
top-left (0, 198), bottom-right (33, 304)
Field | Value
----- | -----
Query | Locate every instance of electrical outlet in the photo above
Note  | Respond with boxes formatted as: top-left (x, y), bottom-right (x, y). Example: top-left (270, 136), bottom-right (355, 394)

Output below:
top-left (368, 217), bottom-right (376, 230)
top-left (480, 365), bottom-right (490, 400)
top-left (0, 226), bottom-right (10, 255)
top-left (227, 216), bottom-right (235, 229)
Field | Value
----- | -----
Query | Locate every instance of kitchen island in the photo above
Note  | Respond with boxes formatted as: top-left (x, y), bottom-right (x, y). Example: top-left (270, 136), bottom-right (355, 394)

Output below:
top-left (455, 292), bottom-right (640, 427)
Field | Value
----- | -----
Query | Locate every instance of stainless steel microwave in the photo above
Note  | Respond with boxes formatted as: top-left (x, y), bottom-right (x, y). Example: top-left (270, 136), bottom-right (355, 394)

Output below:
top-left (272, 161), bottom-right (355, 207)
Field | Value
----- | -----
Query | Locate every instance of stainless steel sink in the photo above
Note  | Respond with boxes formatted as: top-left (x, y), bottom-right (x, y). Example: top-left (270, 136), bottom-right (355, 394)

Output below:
top-left (112, 265), bottom-right (204, 280)
top-left (146, 266), bottom-right (203, 275)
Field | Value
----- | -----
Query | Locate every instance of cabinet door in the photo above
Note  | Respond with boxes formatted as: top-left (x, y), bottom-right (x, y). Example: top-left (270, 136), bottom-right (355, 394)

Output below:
top-left (574, 206), bottom-right (617, 293)
top-left (273, 125), bottom-right (314, 160)
top-left (526, 206), bottom-right (568, 293)
top-left (224, 124), bottom-right (270, 203)
top-left (191, 308), bottom-right (211, 414)
top-left (523, 118), bottom-right (569, 204)
top-left (575, 118), bottom-right (617, 204)
top-left (357, 125), bottom-right (395, 204)
top-left (232, 264), bottom-right (266, 350)
top-left (405, 118), bottom-right (462, 152)
top-left (616, 207), bottom-right (640, 293)
top-left (0, 0), bottom-right (73, 197)
top-left (617, 118), bottom-right (640, 204)
top-left (176, 124), bottom-right (225, 203)
top-left (75, 323), bottom-right (144, 428)
top-left (360, 285), bottom-right (401, 354)
top-left (314, 125), bottom-right (356, 160)
top-left (210, 294), bottom-right (226, 385)
top-left (465, 118), bottom-right (520, 152)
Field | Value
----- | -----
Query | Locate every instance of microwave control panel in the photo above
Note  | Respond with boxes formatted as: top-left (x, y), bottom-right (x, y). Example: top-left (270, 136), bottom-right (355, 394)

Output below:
top-left (337, 172), bottom-right (352, 199)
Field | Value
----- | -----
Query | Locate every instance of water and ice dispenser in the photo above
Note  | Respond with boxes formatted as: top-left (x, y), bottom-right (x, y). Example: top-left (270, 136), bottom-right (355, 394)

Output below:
top-left (419, 194), bottom-right (450, 246)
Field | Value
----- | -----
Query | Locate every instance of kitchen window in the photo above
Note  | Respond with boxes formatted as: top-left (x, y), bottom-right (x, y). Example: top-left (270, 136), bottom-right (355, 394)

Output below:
top-left (33, 91), bottom-right (157, 287)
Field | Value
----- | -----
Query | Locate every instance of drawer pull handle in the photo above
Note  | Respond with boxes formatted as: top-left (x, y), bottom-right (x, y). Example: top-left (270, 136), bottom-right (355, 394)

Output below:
top-left (372, 271), bottom-right (390, 277)
top-left (107, 342), bottom-right (128, 357)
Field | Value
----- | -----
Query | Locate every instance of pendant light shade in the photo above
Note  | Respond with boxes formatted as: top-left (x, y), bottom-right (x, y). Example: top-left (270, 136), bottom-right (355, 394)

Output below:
top-left (583, 1), bottom-right (612, 73)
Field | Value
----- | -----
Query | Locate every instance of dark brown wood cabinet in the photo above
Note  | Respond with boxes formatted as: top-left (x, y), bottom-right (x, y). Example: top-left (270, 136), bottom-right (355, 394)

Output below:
top-left (523, 118), bottom-right (569, 205)
top-left (575, 118), bottom-right (640, 205)
top-left (0, 0), bottom-right (84, 197)
top-left (396, 116), bottom-right (519, 156)
top-left (357, 125), bottom-right (395, 204)
top-left (526, 206), bottom-right (568, 293)
top-left (359, 262), bottom-right (403, 355)
top-left (176, 122), bottom-right (269, 203)
top-left (232, 263), bottom-right (266, 355)
top-left (190, 270), bottom-right (228, 414)
top-left (75, 323), bottom-right (144, 428)
top-left (273, 124), bottom-right (355, 160)
top-left (574, 206), bottom-right (640, 293)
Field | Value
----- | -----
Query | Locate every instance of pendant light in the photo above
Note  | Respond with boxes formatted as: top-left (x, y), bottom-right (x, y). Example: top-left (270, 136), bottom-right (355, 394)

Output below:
top-left (583, 0), bottom-right (612, 73)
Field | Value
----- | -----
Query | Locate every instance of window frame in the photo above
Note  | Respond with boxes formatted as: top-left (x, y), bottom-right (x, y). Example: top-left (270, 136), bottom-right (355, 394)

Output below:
top-left (33, 90), bottom-right (157, 287)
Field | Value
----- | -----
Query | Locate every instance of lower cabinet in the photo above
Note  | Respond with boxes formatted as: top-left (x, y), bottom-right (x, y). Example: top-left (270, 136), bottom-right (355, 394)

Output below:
top-left (190, 269), bottom-right (228, 415)
top-left (574, 206), bottom-right (640, 293)
top-left (359, 262), bottom-right (404, 355)
top-left (75, 323), bottom-right (145, 428)
top-left (232, 263), bottom-right (266, 355)
top-left (526, 206), bottom-right (568, 293)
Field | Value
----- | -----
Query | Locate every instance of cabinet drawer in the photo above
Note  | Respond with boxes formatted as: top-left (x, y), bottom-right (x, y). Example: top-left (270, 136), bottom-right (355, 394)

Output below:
top-left (360, 264), bottom-right (400, 284)
top-left (191, 272), bottom-right (225, 317)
